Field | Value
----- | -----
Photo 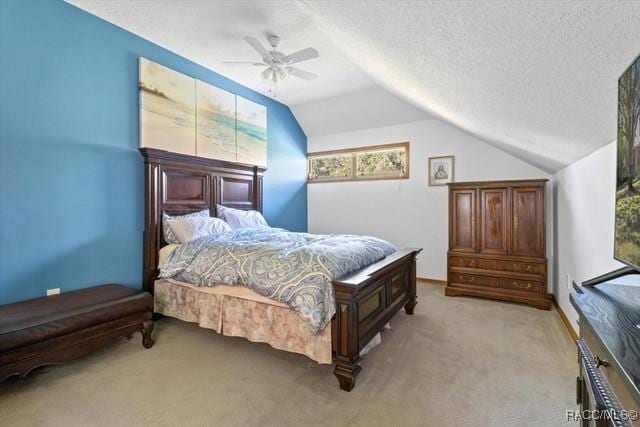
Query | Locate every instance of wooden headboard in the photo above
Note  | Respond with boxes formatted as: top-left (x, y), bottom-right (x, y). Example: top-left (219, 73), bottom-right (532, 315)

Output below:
top-left (140, 148), bottom-right (266, 293)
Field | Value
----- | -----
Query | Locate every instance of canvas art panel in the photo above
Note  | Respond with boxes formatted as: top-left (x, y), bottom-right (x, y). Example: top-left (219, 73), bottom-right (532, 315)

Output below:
top-left (236, 96), bottom-right (268, 167)
top-left (428, 155), bottom-right (455, 186)
top-left (615, 53), bottom-right (640, 269)
top-left (196, 80), bottom-right (237, 162)
top-left (139, 58), bottom-right (268, 167)
top-left (139, 57), bottom-right (196, 155)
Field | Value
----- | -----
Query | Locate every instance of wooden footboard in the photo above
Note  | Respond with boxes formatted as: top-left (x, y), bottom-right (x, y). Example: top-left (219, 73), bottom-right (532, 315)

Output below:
top-left (331, 248), bottom-right (422, 391)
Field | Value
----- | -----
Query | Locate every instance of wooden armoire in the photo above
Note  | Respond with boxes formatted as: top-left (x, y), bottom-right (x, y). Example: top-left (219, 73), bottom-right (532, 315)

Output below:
top-left (445, 179), bottom-right (550, 310)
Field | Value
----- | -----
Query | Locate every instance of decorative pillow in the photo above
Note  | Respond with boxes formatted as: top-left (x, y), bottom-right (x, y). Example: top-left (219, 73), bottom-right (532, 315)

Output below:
top-left (216, 205), bottom-right (269, 230)
top-left (162, 209), bottom-right (209, 244)
top-left (167, 216), bottom-right (232, 243)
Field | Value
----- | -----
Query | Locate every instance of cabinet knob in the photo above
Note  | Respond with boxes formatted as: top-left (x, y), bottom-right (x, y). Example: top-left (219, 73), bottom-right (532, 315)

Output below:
top-left (594, 355), bottom-right (609, 368)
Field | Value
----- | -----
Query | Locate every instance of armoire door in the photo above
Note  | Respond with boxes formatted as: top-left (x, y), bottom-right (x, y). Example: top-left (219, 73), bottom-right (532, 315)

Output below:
top-left (511, 186), bottom-right (545, 257)
top-left (450, 189), bottom-right (477, 253)
top-left (479, 188), bottom-right (508, 255)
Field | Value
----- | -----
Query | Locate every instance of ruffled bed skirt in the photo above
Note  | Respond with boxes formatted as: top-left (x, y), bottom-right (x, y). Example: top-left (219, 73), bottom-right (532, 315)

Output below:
top-left (153, 279), bottom-right (332, 364)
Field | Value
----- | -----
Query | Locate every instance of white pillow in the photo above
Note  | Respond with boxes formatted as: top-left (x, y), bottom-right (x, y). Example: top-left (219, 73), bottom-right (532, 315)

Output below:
top-left (216, 205), bottom-right (268, 230)
top-left (167, 216), bottom-right (231, 243)
top-left (163, 209), bottom-right (210, 244)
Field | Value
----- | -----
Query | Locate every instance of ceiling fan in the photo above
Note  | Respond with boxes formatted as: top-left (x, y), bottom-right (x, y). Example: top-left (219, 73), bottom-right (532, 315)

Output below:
top-left (223, 35), bottom-right (319, 85)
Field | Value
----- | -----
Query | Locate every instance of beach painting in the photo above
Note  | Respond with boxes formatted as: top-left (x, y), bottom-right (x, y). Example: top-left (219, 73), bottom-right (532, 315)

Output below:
top-left (196, 80), bottom-right (237, 162)
top-left (236, 96), bottom-right (267, 167)
top-left (139, 57), bottom-right (195, 155)
top-left (139, 58), bottom-right (268, 166)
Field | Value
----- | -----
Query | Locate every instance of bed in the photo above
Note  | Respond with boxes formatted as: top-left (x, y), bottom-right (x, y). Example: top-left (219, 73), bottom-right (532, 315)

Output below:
top-left (141, 148), bottom-right (421, 391)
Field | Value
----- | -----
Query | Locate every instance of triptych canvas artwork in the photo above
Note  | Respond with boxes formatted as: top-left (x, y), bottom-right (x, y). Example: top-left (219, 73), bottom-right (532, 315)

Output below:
top-left (139, 57), bottom-right (267, 167)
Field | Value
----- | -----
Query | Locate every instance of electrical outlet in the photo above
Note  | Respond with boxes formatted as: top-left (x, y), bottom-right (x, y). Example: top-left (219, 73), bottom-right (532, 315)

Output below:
top-left (46, 288), bottom-right (60, 296)
top-left (566, 274), bottom-right (571, 290)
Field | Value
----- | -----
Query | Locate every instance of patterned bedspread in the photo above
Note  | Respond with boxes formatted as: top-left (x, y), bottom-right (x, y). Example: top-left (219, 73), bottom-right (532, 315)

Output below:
top-left (159, 228), bottom-right (396, 334)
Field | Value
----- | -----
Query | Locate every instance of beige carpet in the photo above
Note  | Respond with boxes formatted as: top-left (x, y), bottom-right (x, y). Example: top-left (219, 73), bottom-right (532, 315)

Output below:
top-left (0, 284), bottom-right (577, 427)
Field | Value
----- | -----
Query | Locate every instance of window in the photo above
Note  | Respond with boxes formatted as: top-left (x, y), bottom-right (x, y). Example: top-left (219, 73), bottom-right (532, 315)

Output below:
top-left (308, 142), bottom-right (410, 183)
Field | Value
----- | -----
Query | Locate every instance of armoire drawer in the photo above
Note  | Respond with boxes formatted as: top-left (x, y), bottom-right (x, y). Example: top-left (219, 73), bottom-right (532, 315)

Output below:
top-left (448, 256), bottom-right (544, 276)
top-left (449, 272), bottom-right (544, 294)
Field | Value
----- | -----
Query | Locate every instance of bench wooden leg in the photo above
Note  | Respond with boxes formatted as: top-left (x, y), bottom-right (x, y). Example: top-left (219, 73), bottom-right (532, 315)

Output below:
top-left (142, 320), bottom-right (154, 349)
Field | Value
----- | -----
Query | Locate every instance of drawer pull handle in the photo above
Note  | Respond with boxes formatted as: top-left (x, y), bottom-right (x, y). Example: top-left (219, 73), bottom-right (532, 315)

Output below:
top-left (468, 260), bottom-right (476, 267)
top-left (513, 281), bottom-right (532, 289)
top-left (594, 355), bottom-right (609, 368)
top-left (460, 276), bottom-right (474, 283)
top-left (512, 263), bottom-right (533, 272)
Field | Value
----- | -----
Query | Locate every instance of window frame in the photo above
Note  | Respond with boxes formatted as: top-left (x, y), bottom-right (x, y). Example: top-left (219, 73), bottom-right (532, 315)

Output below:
top-left (307, 141), bottom-right (410, 183)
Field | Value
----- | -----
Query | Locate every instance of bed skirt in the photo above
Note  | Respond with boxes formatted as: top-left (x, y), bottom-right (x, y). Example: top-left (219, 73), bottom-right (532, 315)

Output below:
top-left (153, 279), bottom-right (332, 364)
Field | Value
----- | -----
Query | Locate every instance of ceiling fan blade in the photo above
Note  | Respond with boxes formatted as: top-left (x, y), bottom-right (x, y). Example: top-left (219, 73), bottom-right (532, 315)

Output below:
top-left (243, 36), bottom-right (271, 60)
top-left (283, 47), bottom-right (319, 65)
top-left (222, 61), bottom-right (265, 66)
top-left (286, 67), bottom-right (318, 81)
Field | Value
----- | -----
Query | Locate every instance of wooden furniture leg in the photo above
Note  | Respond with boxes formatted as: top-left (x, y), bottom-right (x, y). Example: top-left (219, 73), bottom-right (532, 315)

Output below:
top-left (142, 320), bottom-right (155, 349)
top-left (404, 256), bottom-right (418, 315)
top-left (333, 301), bottom-right (361, 391)
top-left (404, 298), bottom-right (417, 315)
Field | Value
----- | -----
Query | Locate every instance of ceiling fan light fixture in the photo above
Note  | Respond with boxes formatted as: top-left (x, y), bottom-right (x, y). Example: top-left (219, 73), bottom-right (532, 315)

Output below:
top-left (276, 68), bottom-right (288, 82)
top-left (261, 68), bottom-right (274, 82)
top-left (231, 35), bottom-right (320, 91)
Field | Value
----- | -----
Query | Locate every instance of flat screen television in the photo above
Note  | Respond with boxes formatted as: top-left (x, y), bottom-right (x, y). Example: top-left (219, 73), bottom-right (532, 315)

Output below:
top-left (615, 53), bottom-right (640, 270)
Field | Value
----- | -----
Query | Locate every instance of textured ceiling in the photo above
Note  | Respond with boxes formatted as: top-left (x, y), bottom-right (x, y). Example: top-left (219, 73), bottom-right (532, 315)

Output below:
top-left (67, 0), bottom-right (375, 105)
top-left (297, 0), bottom-right (640, 172)
top-left (68, 0), bottom-right (640, 172)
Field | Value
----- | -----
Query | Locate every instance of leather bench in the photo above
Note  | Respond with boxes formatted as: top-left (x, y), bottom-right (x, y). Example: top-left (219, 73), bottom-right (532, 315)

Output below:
top-left (0, 284), bottom-right (154, 383)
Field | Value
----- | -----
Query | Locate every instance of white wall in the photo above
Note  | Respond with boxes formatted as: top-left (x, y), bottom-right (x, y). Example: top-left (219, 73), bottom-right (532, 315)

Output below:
top-left (552, 141), bottom-right (624, 333)
top-left (291, 85), bottom-right (430, 137)
top-left (308, 119), bottom-right (551, 281)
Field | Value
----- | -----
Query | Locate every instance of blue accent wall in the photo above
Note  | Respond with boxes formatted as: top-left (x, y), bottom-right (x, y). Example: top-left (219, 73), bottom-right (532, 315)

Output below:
top-left (0, 0), bottom-right (308, 304)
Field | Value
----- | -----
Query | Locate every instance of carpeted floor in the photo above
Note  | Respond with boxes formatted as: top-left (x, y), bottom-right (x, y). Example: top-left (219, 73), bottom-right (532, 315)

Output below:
top-left (0, 284), bottom-right (577, 427)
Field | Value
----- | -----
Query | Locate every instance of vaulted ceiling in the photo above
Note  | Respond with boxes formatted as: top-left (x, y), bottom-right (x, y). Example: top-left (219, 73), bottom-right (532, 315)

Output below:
top-left (68, 0), bottom-right (640, 172)
top-left (68, 0), bottom-right (375, 105)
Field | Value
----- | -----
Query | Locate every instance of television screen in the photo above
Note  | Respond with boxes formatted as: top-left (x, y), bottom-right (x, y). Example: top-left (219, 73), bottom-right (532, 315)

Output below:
top-left (615, 53), bottom-right (640, 269)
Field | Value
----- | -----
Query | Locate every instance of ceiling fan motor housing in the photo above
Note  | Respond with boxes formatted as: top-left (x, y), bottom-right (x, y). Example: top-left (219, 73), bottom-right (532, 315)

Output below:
top-left (267, 34), bottom-right (281, 49)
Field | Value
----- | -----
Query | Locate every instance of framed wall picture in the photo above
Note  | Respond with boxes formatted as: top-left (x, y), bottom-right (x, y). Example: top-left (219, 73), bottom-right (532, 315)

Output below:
top-left (428, 155), bottom-right (455, 186)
